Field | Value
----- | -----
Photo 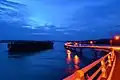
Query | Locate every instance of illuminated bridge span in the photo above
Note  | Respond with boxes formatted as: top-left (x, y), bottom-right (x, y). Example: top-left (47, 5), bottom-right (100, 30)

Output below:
top-left (63, 42), bottom-right (120, 80)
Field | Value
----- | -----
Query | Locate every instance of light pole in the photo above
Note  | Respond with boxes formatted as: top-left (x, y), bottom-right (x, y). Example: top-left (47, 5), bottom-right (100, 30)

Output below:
top-left (112, 35), bottom-right (120, 46)
top-left (110, 40), bottom-right (112, 46)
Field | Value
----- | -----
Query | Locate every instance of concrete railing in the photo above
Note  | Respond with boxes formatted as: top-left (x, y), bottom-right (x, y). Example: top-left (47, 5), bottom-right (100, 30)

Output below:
top-left (64, 42), bottom-right (116, 80)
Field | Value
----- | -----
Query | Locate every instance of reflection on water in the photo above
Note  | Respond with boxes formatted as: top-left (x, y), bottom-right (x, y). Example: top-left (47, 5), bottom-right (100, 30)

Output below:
top-left (8, 51), bottom-right (45, 58)
top-left (66, 50), bottom-right (73, 74)
top-left (73, 55), bottom-right (80, 70)
top-left (66, 50), bottom-right (72, 64)
top-left (66, 50), bottom-right (80, 74)
top-left (74, 55), bottom-right (80, 65)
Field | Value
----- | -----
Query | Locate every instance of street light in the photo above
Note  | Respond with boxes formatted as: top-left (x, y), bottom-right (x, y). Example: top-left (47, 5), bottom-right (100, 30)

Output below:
top-left (115, 36), bottom-right (120, 40)
top-left (114, 35), bottom-right (120, 46)
top-left (90, 41), bottom-right (93, 46)
top-left (74, 42), bottom-right (78, 46)
top-left (90, 41), bottom-right (93, 44)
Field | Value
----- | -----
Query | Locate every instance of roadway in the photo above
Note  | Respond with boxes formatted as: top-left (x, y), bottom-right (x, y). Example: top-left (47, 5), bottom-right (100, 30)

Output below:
top-left (111, 50), bottom-right (120, 80)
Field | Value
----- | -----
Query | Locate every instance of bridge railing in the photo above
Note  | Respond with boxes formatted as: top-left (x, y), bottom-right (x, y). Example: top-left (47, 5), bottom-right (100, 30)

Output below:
top-left (63, 49), bottom-right (116, 80)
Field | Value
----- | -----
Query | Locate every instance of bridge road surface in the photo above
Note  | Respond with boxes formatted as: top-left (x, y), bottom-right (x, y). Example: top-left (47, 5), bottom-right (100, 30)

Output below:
top-left (111, 50), bottom-right (120, 80)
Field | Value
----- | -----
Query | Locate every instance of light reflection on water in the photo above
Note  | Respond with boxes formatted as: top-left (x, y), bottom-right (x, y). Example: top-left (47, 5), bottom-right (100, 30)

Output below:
top-left (74, 55), bottom-right (80, 65)
top-left (66, 50), bottom-right (80, 74)
top-left (73, 55), bottom-right (80, 70)
top-left (66, 50), bottom-right (72, 64)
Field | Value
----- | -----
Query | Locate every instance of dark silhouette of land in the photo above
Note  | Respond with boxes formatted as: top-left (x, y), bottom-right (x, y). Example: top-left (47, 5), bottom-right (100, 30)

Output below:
top-left (0, 40), bottom-right (53, 53)
top-left (0, 38), bottom-right (120, 53)
top-left (66, 38), bottom-right (120, 46)
top-left (8, 41), bottom-right (53, 52)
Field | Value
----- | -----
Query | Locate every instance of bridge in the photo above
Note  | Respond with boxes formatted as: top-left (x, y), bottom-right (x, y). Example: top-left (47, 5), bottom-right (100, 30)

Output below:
top-left (63, 42), bottom-right (120, 80)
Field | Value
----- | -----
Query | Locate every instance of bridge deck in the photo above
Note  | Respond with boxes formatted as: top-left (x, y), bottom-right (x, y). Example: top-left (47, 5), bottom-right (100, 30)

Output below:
top-left (111, 51), bottom-right (120, 80)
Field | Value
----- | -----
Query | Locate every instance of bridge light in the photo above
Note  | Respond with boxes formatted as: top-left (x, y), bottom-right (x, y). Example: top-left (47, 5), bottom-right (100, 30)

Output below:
top-left (90, 41), bottom-right (93, 44)
top-left (75, 42), bottom-right (78, 46)
top-left (115, 36), bottom-right (120, 40)
top-left (67, 50), bottom-right (71, 55)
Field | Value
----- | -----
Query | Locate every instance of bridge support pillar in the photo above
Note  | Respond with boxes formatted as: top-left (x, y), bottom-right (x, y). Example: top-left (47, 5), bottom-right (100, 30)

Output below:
top-left (79, 48), bottom-right (83, 55)
top-left (71, 48), bottom-right (75, 51)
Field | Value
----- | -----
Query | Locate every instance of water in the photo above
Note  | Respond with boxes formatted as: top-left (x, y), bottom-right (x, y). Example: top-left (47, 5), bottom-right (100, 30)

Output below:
top-left (0, 42), bottom-right (105, 80)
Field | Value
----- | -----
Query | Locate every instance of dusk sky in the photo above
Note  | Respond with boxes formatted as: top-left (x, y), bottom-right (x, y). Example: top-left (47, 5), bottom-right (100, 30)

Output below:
top-left (0, 0), bottom-right (120, 40)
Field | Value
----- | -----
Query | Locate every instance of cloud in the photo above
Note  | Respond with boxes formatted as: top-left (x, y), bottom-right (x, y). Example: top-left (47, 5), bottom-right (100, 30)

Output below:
top-left (63, 32), bottom-right (72, 35)
top-left (22, 26), bottom-right (36, 29)
top-left (55, 29), bottom-right (65, 32)
top-left (1, 0), bottom-right (120, 40)
top-left (32, 33), bottom-right (51, 35)
top-left (44, 27), bottom-right (50, 30)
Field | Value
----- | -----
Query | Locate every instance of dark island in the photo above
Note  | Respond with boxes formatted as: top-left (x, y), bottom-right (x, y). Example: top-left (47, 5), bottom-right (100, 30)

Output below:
top-left (7, 40), bottom-right (54, 52)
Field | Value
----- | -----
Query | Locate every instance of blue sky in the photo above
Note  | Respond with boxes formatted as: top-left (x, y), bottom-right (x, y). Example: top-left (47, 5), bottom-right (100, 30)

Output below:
top-left (0, 0), bottom-right (120, 40)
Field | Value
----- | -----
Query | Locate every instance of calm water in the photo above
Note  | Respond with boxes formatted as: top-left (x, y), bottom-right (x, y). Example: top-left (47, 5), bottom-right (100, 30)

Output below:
top-left (0, 42), bottom-right (105, 80)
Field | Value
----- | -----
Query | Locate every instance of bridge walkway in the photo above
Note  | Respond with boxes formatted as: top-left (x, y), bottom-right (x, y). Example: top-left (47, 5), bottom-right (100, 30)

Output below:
top-left (111, 51), bottom-right (120, 80)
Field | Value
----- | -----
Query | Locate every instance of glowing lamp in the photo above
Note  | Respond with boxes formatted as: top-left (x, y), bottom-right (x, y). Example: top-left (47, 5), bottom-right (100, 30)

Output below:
top-left (115, 36), bottom-right (120, 40)
top-left (90, 41), bottom-right (93, 44)
top-left (67, 50), bottom-right (71, 55)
